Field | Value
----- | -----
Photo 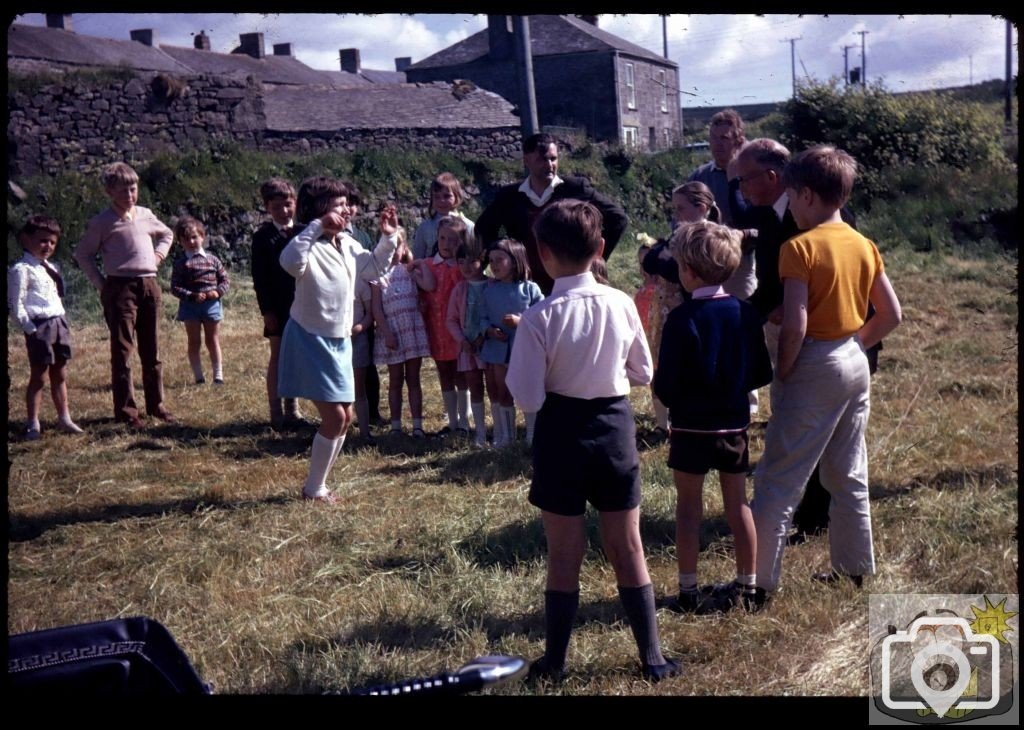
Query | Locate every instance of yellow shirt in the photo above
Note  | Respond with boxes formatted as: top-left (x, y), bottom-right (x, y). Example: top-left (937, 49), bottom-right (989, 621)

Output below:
top-left (778, 222), bottom-right (883, 340)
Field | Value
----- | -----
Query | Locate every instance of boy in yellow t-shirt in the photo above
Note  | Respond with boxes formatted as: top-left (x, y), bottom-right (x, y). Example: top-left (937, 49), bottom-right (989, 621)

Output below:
top-left (752, 145), bottom-right (902, 604)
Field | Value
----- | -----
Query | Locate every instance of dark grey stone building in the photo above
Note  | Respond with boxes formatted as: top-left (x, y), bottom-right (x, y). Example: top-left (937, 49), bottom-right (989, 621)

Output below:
top-left (405, 14), bottom-right (682, 149)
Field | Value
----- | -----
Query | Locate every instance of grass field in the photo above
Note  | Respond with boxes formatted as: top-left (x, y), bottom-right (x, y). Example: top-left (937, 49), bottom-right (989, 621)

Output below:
top-left (6, 243), bottom-right (1017, 696)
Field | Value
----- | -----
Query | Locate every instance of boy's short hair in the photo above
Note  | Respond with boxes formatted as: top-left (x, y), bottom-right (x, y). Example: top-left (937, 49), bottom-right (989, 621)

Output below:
top-left (590, 256), bottom-right (609, 285)
top-left (259, 178), bottom-right (296, 204)
top-left (709, 109), bottom-right (744, 138)
top-left (174, 215), bottom-right (205, 240)
top-left (737, 138), bottom-right (790, 173)
top-left (296, 176), bottom-right (348, 225)
top-left (19, 215), bottom-right (61, 239)
top-left (532, 199), bottom-right (604, 265)
top-left (523, 133), bottom-right (558, 155)
top-left (489, 238), bottom-right (531, 282)
top-left (430, 172), bottom-right (466, 208)
top-left (669, 220), bottom-right (741, 286)
top-left (782, 145), bottom-right (857, 208)
top-left (101, 162), bottom-right (139, 190)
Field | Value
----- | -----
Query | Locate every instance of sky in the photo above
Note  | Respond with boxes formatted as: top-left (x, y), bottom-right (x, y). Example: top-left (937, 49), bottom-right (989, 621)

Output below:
top-left (13, 13), bottom-right (1017, 107)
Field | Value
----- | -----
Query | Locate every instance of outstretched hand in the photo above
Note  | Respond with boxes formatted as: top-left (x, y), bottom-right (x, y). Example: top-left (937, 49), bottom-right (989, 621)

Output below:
top-left (379, 205), bottom-right (399, 236)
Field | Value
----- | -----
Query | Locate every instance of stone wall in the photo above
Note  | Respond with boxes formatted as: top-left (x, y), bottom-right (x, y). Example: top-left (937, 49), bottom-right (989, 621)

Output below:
top-left (7, 71), bottom-right (522, 178)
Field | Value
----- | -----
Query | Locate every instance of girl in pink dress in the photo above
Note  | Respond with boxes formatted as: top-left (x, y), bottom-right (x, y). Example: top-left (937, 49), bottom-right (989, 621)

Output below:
top-left (371, 230), bottom-right (436, 437)
top-left (421, 216), bottom-right (472, 437)
top-left (445, 237), bottom-right (490, 447)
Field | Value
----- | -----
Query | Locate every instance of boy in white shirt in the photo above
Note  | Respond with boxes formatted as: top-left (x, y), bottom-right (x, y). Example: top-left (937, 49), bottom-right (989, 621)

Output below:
top-left (507, 199), bottom-right (680, 683)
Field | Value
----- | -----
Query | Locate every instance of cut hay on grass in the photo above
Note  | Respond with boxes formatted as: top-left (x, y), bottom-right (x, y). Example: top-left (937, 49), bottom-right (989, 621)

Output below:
top-left (7, 246), bottom-right (1017, 695)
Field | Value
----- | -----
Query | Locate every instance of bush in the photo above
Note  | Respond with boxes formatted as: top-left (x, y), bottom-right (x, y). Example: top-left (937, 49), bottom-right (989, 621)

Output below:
top-left (769, 80), bottom-right (1006, 198)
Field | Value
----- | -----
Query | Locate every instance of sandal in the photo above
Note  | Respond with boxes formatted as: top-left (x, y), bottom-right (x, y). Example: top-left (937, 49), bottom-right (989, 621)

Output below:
top-left (412, 427), bottom-right (426, 439)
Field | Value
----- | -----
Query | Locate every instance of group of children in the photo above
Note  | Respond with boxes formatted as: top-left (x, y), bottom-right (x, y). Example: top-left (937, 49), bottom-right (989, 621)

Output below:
top-left (10, 144), bottom-right (900, 682)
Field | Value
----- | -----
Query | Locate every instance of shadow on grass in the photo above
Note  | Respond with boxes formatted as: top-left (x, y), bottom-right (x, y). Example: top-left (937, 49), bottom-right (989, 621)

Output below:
top-left (871, 464), bottom-right (1015, 502)
top-left (8, 493), bottom-right (292, 542)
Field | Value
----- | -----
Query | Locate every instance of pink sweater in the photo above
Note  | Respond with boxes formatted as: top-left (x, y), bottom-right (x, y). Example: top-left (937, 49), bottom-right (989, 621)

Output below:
top-left (74, 206), bottom-right (173, 289)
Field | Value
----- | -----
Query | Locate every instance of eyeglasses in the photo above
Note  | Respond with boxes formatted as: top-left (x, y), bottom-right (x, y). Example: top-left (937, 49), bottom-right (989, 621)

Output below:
top-left (735, 169), bottom-right (770, 184)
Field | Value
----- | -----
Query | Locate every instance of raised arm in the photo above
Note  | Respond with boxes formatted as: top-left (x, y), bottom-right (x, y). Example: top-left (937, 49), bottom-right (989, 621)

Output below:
top-left (279, 218), bottom-right (323, 278)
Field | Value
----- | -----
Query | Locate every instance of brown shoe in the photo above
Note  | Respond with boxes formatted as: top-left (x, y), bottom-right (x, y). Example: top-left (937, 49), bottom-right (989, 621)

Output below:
top-left (151, 409), bottom-right (178, 424)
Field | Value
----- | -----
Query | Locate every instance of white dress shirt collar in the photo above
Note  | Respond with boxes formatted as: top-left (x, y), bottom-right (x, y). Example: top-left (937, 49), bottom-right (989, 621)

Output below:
top-left (519, 175), bottom-right (564, 207)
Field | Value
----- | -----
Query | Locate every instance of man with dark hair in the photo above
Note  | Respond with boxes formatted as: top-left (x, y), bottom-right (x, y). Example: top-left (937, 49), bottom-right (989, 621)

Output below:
top-left (475, 133), bottom-right (628, 295)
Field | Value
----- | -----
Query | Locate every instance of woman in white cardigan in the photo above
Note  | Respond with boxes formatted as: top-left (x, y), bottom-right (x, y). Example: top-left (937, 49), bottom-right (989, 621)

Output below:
top-left (278, 176), bottom-right (399, 503)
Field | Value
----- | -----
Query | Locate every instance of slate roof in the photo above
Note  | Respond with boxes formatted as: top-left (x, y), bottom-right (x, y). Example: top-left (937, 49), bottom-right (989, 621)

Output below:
top-left (159, 44), bottom-right (339, 86)
top-left (319, 70), bottom-right (375, 88)
top-left (263, 82), bottom-right (517, 131)
top-left (359, 69), bottom-right (407, 84)
top-left (6, 23), bottom-right (191, 74)
top-left (408, 14), bottom-right (674, 71)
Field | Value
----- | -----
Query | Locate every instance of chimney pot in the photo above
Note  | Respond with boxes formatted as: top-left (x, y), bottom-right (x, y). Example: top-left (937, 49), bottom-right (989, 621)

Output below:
top-left (395, 57), bottom-right (411, 72)
top-left (194, 31), bottom-right (211, 51)
top-left (273, 43), bottom-right (293, 57)
top-left (237, 32), bottom-right (265, 59)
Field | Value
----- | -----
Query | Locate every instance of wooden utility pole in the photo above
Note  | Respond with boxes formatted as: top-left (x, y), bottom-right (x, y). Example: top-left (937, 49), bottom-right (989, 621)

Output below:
top-left (782, 37), bottom-right (802, 97)
top-left (843, 45), bottom-right (856, 86)
top-left (855, 30), bottom-right (869, 86)
top-left (513, 15), bottom-right (539, 137)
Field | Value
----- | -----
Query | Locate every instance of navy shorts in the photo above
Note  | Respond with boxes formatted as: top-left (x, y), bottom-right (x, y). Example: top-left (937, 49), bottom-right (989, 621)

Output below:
top-left (24, 316), bottom-right (73, 366)
top-left (529, 393), bottom-right (642, 517)
top-left (667, 429), bottom-right (749, 475)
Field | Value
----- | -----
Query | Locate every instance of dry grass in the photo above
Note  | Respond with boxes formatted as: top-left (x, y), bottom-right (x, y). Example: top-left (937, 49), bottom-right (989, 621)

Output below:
top-left (6, 249), bottom-right (1017, 696)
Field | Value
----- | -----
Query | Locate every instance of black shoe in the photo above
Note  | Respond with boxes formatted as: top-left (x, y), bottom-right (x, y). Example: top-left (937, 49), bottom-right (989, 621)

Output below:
top-left (641, 657), bottom-right (682, 683)
top-left (668, 589), bottom-right (721, 615)
top-left (527, 655), bottom-right (564, 684)
top-left (812, 570), bottom-right (863, 588)
top-left (714, 581), bottom-right (762, 612)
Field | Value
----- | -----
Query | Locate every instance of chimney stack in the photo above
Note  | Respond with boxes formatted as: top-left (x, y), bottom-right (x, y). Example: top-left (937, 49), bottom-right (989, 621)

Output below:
top-left (487, 15), bottom-right (514, 61)
top-left (235, 32), bottom-right (265, 59)
top-left (45, 14), bottom-right (72, 31)
top-left (194, 32), bottom-right (211, 51)
top-left (273, 43), bottom-right (293, 57)
top-left (394, 57), bottom-right (411, 72)
top-left (340, 48), bottom-right (361, 74)
top-left (130, 29), bottom-right (156, 47)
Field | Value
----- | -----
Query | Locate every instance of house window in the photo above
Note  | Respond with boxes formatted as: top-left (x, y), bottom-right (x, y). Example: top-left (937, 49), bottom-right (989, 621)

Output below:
top-left (625, 63), bottom-right (636, 110)
top-left (659, 70), bottom-right (668, 112)
top-left (623, 126), bottom-right (639, 148)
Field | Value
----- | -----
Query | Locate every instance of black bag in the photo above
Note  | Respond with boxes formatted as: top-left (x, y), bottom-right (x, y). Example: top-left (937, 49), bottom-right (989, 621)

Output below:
top-left (8, 616), bottom-right (211, 694)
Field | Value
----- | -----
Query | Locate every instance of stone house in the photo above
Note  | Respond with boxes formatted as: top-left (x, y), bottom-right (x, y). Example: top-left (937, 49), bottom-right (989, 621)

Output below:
top-left (405, 14), bottom-right (682, 150)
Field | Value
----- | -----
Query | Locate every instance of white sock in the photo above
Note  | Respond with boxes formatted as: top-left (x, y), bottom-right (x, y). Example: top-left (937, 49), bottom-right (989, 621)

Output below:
top-left (491, 403), bottom-right (504, 445)
top-left (736, 573), bottom-right (756, 588)
top-left (27, 418), bottom-right (40, 432)
top-left (502, 405), bottom-right (517, 444)
top-left (471, 401), bottom-right (487, 442)
top-left (327, 433), bottom-right (346, 472)
top-left (456, 388), bottom-right (470, 430)
top-left (525, 411), bottom-right (537, 444)
top-left (678, 572), bottom-right (698, 592)
top-left (442, 389), bottom-right (458, 430)
top-left (354, 397), bottom-right (371, 436)
top-left (303, 432), bottom-right (339, 498)
top-left (211, 358), bottom-right (223, 381)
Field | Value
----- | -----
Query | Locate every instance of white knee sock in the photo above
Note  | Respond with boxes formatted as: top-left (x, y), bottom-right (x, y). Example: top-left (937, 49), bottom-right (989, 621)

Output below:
top-left (525, 411), bottom-right (537, 445)
top-left (502, 405), bottom-right (517, 444)
top-left (190, 359), bottom-right (205, 381)
top-left (491, 403), bottom-right (504, 445)
top-left (303, 432), bottom-right (339, 498)
top-left (471, 400), bottom-right (487, 443)
top-left (327, 433), bottom-right (346, 472)
top-left (211, 356), bottom-right (223, 381)
top-left (442, 389), bottom-right (458, 430)
top-left (456, 388), bottom-right (470, 430)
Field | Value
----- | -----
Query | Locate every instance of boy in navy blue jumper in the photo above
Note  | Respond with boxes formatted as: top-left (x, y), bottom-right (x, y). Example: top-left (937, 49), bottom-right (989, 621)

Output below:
top-left (654, 221), bottom-right (773, 613)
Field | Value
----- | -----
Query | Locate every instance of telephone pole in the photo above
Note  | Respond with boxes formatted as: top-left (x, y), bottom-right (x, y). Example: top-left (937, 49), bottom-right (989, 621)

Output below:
top-left (782, 37), bottom-right (802, 97)
top-left (854, 30), bottom-right (869, 86)
top-left (843, 45), bottom-right (855, 86)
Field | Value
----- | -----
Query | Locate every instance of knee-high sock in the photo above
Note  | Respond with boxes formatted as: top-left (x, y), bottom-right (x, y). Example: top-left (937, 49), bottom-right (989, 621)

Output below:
top-left (491, 402), bottom-right (504, 445)
top-left (303, 432), bottom-right (339, 497)
top-left (618, 584), bottom-right (666, 668)
top-left (544, 590), bottom-right (579, 669)
top-left (525, 411), bottom-right (537, 444)
top-left (327, 433), bottom-right (346, 473)
top-left (502, 405), bottom-right (517, 443)
top-left (471, 401), bottom-right (487, 441)
top-left (456, 387), bottom-right (470, 430)
top-left (442, 389), bottom-right (458, 430)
